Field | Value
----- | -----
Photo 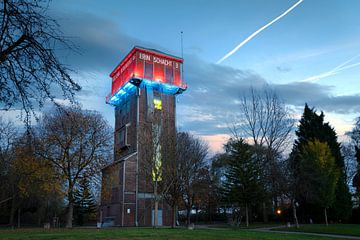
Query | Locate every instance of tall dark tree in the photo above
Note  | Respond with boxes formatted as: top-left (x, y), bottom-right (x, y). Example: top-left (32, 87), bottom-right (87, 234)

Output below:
top-left (0, 0), bottom-right (80, 124)
top-left (290, 104), bottom-right (352, 222)
top-left (353, 146), bottom-right (360, 202)
top-left (223, 138), bottom-right (265, 227)
top-left (176, 132), bottom-right (208, 226)
top-left (74, 178), bottom-right (97, 226)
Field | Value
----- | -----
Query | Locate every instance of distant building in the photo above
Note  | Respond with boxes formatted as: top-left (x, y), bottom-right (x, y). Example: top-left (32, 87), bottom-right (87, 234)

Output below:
top-left (100, 46), bottom-right (186, 226)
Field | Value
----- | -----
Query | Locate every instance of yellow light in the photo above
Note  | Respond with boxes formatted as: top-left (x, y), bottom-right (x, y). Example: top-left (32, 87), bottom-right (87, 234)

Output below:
top-left (154, 98), bottom-right (162, 110)
top-left (276, 209), bottom-right (282, 215)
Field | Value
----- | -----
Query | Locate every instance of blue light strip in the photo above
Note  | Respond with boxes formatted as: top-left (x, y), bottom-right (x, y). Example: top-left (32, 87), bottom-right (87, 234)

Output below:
top-left (107, 78), bottom-right (186, 106)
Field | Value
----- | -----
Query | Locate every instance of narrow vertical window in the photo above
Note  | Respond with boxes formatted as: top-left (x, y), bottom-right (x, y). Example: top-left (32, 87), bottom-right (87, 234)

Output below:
top-left (144, 62), bottom-right (153, 79)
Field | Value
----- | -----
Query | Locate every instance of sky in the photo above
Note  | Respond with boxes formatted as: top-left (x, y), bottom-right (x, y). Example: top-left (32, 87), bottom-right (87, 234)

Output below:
top-left (17, 0), bottom-right (360, 153)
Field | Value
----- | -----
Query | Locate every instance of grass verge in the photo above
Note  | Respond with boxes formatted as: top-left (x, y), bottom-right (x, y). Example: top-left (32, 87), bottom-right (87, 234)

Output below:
top-left (273, 224), bottom-right (360, 237)
top-left (0, 227), bottom-right (339, 240)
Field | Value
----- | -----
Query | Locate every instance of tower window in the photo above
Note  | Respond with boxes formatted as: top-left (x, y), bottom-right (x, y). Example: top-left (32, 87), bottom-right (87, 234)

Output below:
top-left (153, 98), bottom-right (162, 110)
top-left (144, 62), bottom-right (153, 79)
top-left (165, 66), bottom-right (173, 84)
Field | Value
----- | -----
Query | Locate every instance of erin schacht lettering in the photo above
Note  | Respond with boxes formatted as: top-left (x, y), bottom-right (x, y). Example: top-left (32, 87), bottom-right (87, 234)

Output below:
top-left (153, 56), bottom-right (172, 66)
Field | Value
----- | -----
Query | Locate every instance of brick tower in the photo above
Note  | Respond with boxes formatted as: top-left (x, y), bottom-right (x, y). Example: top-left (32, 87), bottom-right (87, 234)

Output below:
top-left (100, 46), bottom-right (186, 226)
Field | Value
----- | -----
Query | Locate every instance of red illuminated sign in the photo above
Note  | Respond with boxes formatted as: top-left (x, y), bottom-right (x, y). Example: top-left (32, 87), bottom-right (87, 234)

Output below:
top-left (110, 47), bottom-right (184, 96)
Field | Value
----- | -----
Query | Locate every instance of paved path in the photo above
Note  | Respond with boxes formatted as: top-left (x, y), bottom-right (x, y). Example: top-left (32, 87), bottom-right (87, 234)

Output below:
top-left (253, 225), bottom-right (360, 240)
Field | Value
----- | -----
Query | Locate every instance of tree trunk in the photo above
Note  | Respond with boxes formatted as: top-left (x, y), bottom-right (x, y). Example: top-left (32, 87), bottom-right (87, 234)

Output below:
top-left (9, 196), bottom-right (16, 227)
top-left (324, 208), bottom-right (328, 226)
top-left (154, 199), bottom-right (159, 227)
top-left (154, 182), bottom-right (158, 227)
top-left (245, 203), bottom-right (249, 227)
top-left (172, 204), bottom-right (177, 228)
top-left (186, 206), bottom-right (191, 226)
top-left (262, 202), bottom-right (268, 223)
top-left (208, 204), bottom-right (212, 223)
top-left (66, 202), bottom-right (73, 228)
top-left (195, 207), bottom-right (198, 224)
top-left (292, 200), bottom-right (299, 228)
top-left (17, 208), bottom-right (21, 228)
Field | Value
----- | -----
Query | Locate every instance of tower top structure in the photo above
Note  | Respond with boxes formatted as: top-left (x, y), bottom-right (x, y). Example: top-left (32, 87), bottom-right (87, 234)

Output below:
top-left (106, 46), bottom-right (187, 106)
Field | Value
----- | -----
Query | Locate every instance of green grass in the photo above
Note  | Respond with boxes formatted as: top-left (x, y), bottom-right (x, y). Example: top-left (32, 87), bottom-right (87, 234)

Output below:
top-left (0, 227), bottom-right (338, 240)
top-left (207, 223), bottom-right (281, 229)
top-left (274, 224), bottom-right (360, 237)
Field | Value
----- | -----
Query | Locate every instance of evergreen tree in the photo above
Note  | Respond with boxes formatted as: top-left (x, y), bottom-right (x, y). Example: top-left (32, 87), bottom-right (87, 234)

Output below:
top-left (290, 104), bottom-right (352, 221)
top-left (223, 138), bottom-right (265, 227)
top-left (74, 178), bottom-right (97, 226)
top-left (352, 146), bottom-right (360, 203)
top-left (299, 140), bottom-right (339, 225)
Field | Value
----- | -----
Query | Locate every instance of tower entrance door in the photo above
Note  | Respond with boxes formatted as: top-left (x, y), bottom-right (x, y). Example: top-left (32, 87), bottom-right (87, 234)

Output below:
top-left (152, 209), bottom-right (163, 226)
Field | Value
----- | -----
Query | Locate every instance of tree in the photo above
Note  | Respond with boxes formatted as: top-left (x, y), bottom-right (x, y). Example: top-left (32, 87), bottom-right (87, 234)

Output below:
top-left (176, 132), bottom-right (208, 226)
top-left (222, 138), bottom-right (264, 227)
top-left (35, 106), bottom-right (112, 228)
top-left (353, 146), bottom-right (360, 203)
top-left (0, 118), bottom-right (18, 225)
top-left (348, 117), bottom-right (360, 201)
top-left (0, 0), bottom-right (80, 124)
top-left (299, 140), bottom-right (339, 226)
top-left (74, 178), bottom-right (97, 226)
top-left (0, 128), bottom-right (63, 227)
top-left (162, 132), bottom-right (181, 228)
top-left (0, 117), bottom-right (17, 195)
top-left (234, 86), bottom-right (294, 220)
top-left (10, 137), bottom-right (63, 227)
top-left (192, 166), bottom-right (212, 223)
top-left (290, 104), bottom-right (352, 222)
top-left (235, 86), bottom-right (294, 154)
top-left (341, 144), bottom-right (358, 186)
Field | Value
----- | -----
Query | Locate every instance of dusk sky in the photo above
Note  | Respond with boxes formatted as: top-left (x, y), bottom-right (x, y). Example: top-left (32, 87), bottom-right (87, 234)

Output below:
top-left (33, 0), bottom-right (360, 153)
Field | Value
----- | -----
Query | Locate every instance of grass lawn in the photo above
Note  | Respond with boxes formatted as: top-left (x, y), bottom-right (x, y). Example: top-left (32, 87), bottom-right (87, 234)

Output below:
top-left (0, 227), bottom-right (339, 240)
top-left (274, 224), bottom-right (360, 237)
top-left (207, 223), bottom-right (282, 229)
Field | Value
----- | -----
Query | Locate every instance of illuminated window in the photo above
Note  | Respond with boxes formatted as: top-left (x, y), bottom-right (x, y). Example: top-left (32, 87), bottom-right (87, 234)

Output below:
top-left (144, 62), bottom-right (153, 79)
top-left (165, 66), bottom-right (173, 84)
top-left (153, 98), bottom-right (162, 110)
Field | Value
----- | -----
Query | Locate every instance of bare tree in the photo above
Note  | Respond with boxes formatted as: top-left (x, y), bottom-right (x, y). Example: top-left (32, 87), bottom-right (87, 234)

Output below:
top-left (35, 106), bottom-right (112, 228)
top-left (138, 110), bottom-right (177, 227)
top-left (233, 86), bottom-right (294, 220)
top-left (348, 117), bottom-right (360, 201)
top-left (0, 117), bottom-right (18, 225)
top-left (177, 132), bottom-right (208, 226)
top-left (235, 86), bottom-right (294, 153)
top-left (0, 117), bottom-right (17, 175)
top-left (162, 148), bottom-right (182, 228)
top-left (0, 0), bottom-right (80, 124)
top-left (341, 144), bottom-right (358, 186)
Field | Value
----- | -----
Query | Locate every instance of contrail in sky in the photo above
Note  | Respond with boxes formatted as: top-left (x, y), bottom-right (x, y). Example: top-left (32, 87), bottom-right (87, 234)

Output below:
top-left (217, 0), bottom-right (304, 64)
top-left (301, 55), bottom-right (360, 82)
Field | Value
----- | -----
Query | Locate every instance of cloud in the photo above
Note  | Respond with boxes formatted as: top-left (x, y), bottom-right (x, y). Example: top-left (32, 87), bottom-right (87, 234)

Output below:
top-left (47, 9), bottom-right (360, 122)
top-left (42, 7), bottom-right (360, 153)
top-left (179, 56), bottom-right (360, 137)
top-left (53, 10), bottom-right (170, 74)
top-left (276, 66), bottom-right (292, 72)
top-left (311, 95), bottom-right (360, 114)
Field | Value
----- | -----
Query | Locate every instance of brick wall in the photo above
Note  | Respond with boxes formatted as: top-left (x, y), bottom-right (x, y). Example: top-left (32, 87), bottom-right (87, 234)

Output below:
top-left (101, 87), bottom-right (176, 226)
